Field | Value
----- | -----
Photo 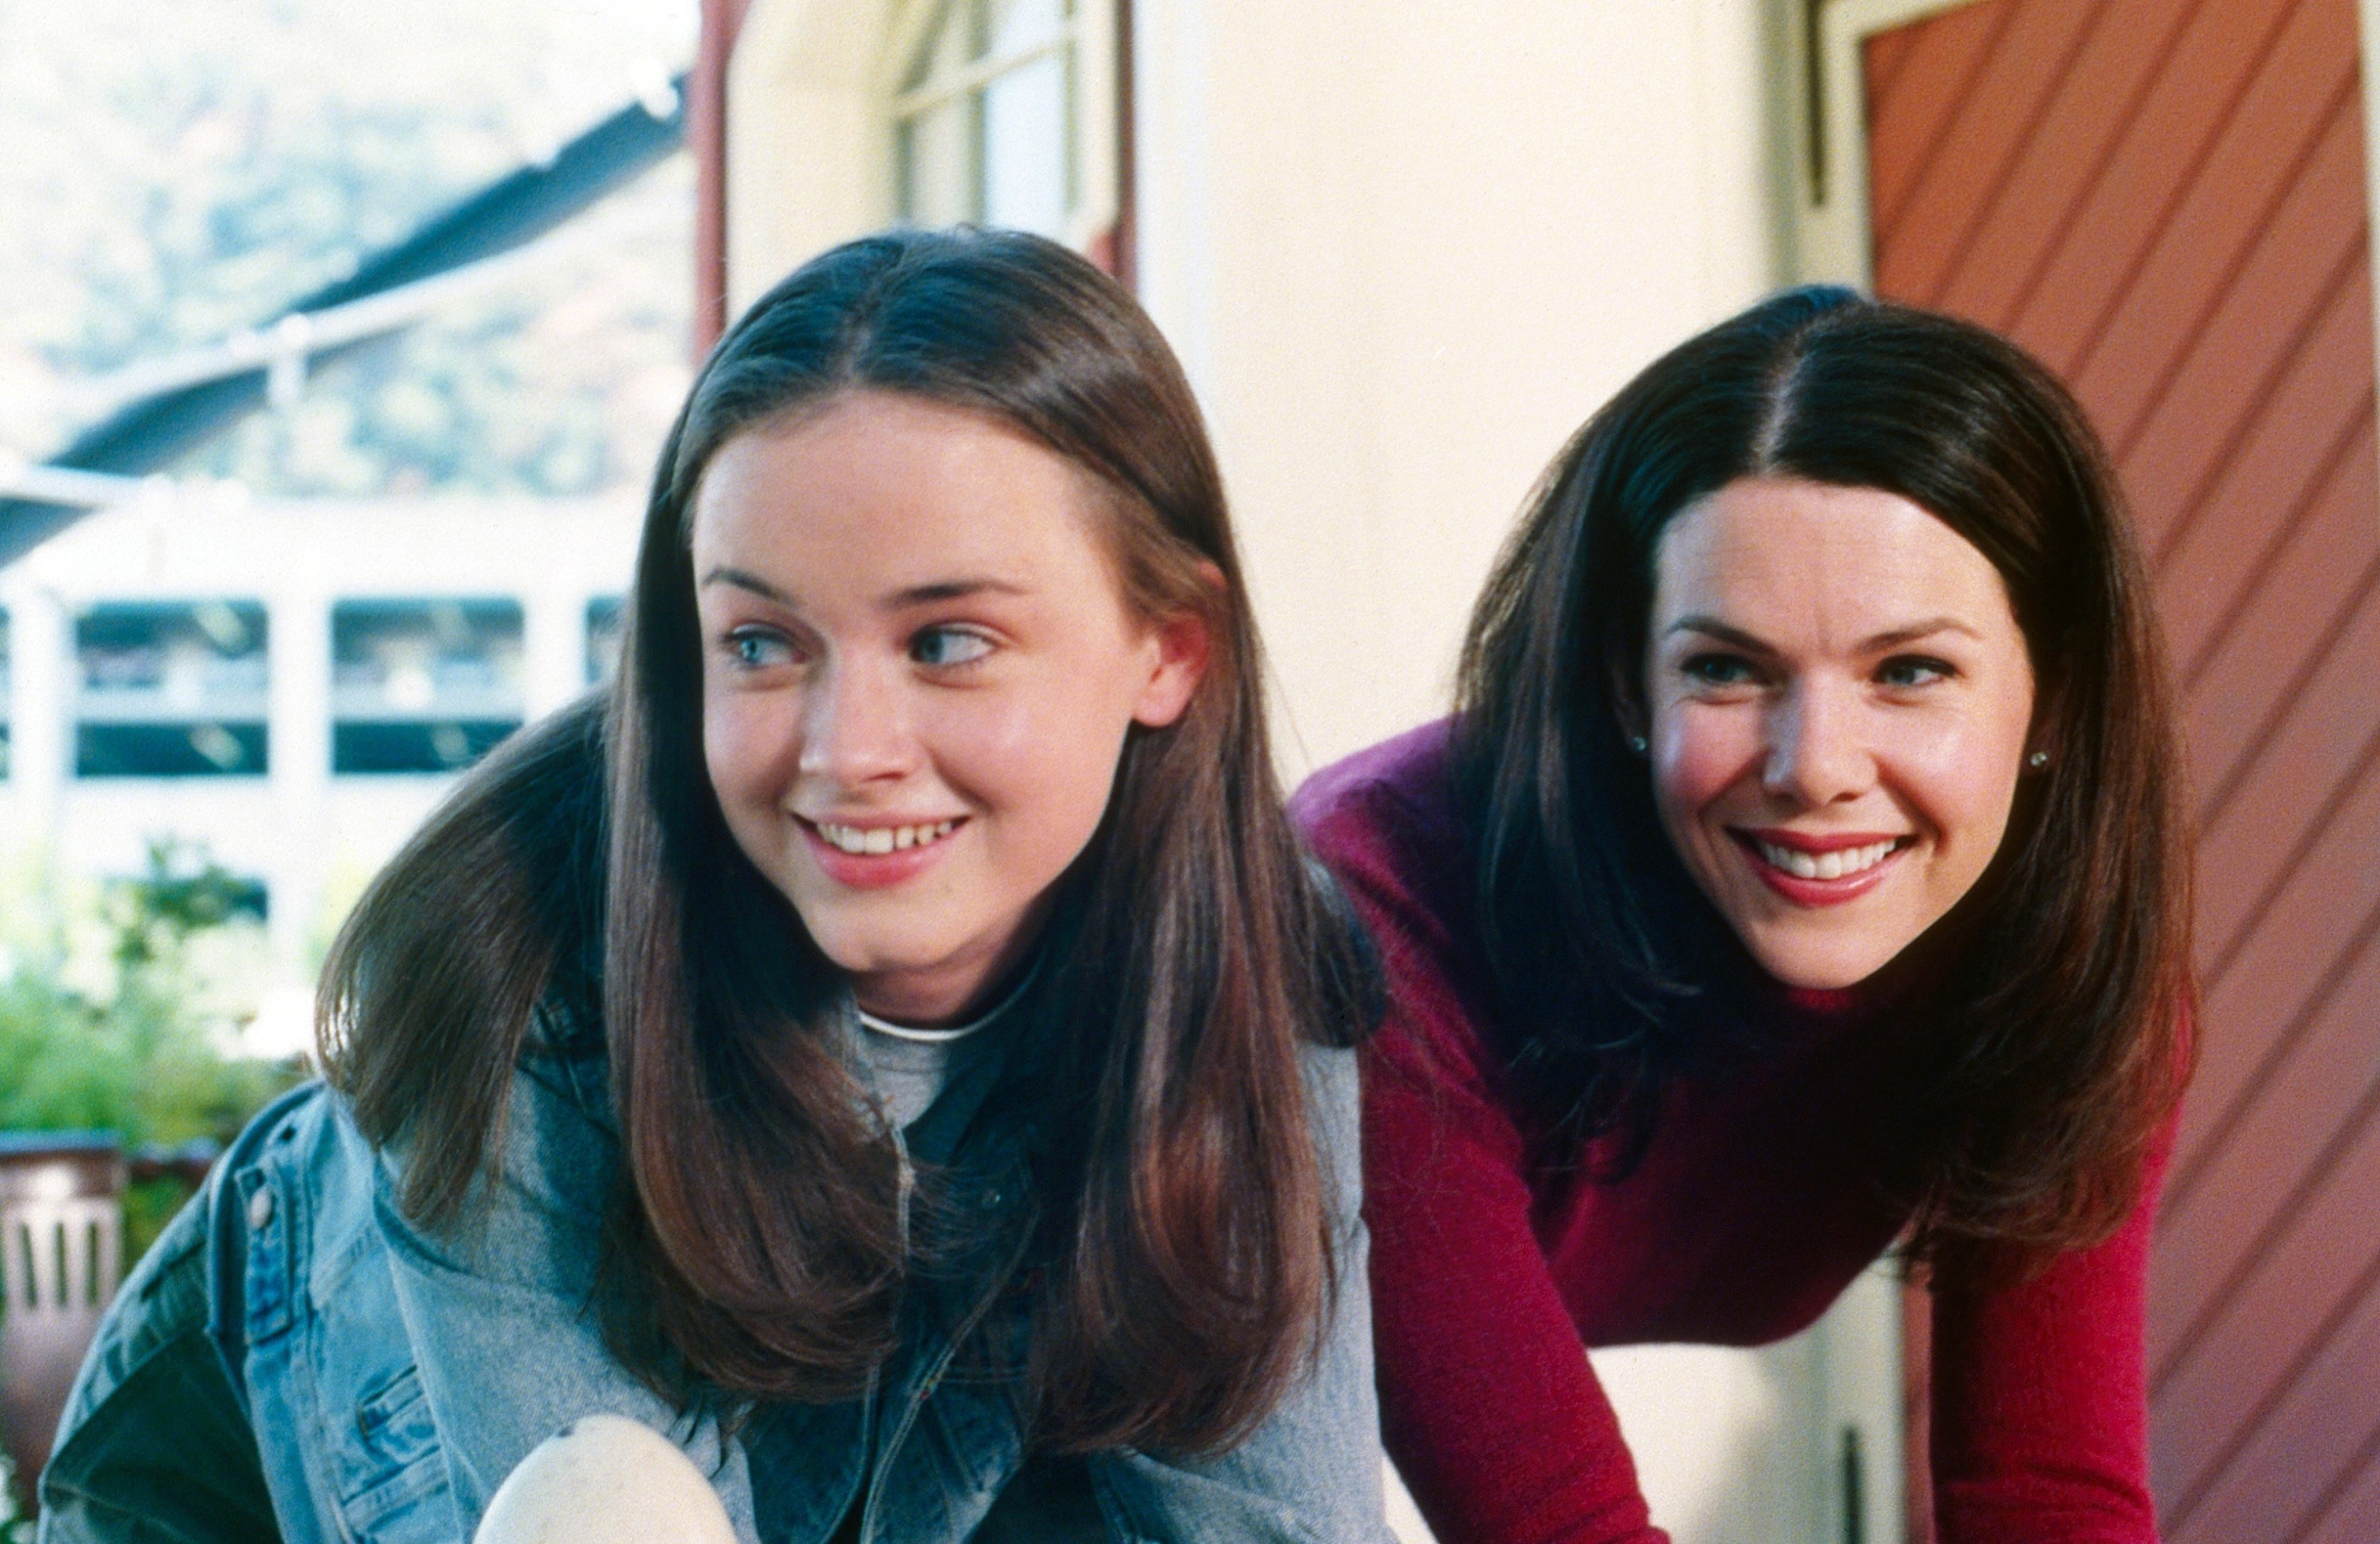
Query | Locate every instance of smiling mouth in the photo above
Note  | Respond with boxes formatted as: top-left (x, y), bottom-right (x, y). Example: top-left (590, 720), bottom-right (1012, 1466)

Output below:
top-left (1739, 834), bottom-right (1910, 881)
top-left (808, 818), bottom-right (962, 856)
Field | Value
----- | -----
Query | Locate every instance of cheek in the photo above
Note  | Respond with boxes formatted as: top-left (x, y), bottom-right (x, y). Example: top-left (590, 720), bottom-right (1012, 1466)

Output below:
top-left (702, 685), bottom-right (793, 817)
top-left (1883, 713), bottom-right (2029, 850)
top-left (1651, 703), bottom-right (1764, 829)
top-left (954, 686), bottom-right (1133, 839)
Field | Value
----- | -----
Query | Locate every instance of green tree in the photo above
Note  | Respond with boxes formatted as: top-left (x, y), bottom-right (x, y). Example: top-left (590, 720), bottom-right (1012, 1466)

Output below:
top-left (0, 0), bottom-right (694, 495)
top-left (0, 843), bottom-right (303, 1261)
top-left (0, 1442), bottom-right (28, 1542)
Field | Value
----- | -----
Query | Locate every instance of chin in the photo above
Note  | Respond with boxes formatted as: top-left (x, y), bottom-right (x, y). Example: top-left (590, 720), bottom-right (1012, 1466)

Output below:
top-left (812, 934), bottom-right (947, 980)
top-left (1742, 932), bottom-right (1903, 992)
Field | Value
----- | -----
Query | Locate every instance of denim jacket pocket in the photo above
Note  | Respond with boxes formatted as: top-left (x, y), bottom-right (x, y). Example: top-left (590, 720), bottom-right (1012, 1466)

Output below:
top-left (306, 1096), bottom-right (461, 1544)
top-left (336, 1362), bottom-right (451, 1538)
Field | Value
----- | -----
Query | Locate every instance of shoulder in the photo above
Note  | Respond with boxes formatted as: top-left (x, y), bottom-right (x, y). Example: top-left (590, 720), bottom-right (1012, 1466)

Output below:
top-left (1296, 1039), bottom-right (1363, 1177)
top-left (1291, 718), bottom-right (1464, 870)
top-left (1292, 724), bottom-right (1503, 1087)
top-left (1291, 721), bottom-right (1476, 968)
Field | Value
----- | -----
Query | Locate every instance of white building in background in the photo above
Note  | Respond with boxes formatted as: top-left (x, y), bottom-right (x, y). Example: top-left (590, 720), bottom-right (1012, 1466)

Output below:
top-left (0, 486), bottom-right (642, 1054)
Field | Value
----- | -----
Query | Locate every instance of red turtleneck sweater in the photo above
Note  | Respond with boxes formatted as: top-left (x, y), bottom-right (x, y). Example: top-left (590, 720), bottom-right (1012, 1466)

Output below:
top-left (1294, 720), bottom-right (2163, 1544)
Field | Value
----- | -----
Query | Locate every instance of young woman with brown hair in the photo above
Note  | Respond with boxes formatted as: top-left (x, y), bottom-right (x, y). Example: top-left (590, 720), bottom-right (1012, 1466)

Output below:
top-left (43, 228), bottom-right (1389, 1543)
top-left (1297, 287), bottom-right (2194, 1542)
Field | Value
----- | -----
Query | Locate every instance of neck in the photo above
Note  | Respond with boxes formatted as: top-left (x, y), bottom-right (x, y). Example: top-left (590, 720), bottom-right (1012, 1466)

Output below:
top-left (854, 945), bottom-right (1044, 1034)
top-left (1772, 932), bottom-right (1948, 1023)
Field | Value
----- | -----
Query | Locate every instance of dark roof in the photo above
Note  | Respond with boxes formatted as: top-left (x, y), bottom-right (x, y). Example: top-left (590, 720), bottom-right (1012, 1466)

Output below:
top-left (0, 74), bottom-right (689, 567)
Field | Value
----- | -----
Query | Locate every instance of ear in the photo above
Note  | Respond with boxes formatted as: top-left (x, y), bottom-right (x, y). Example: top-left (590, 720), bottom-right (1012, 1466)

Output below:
top-left (1130, 570), bottom-right (1219, 728)
top-left (2021, 665), bottom-right (2065, 773)
top-left (1131, 607), bottom-right (1211, 728)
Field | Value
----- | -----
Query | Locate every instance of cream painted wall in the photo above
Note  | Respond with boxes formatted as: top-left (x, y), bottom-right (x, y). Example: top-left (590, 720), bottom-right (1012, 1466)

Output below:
top-left (1132, 0), bottom-right (1787, 778)
top-left (726, 0), bottom-right (901, 320)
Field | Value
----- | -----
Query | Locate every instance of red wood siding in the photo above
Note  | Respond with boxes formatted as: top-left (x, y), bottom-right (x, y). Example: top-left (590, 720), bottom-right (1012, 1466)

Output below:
top-left (1864, 1), bottom-right (2380, 1538)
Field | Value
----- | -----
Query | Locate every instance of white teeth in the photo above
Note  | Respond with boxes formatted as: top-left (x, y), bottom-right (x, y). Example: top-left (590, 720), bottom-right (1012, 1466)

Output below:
top-left (1754, 837), bottom-right (1898, 880)
top-left (816, 819), bottom-right (960, 855)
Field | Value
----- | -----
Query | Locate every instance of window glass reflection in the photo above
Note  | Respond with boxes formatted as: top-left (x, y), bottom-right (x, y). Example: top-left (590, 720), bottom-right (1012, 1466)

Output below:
top-left (896, 0), bottom-right (1077, 241)
top-left (75, 601), bottom-right (271, 778)
top-left (331, 598), bottom-right (524, 774)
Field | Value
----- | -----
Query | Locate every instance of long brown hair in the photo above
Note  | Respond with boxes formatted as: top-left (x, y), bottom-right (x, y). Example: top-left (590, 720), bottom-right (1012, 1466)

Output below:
top-left (321, 229), bottom-right (1374, 1453)
top-left (1455, 286), bottom-right (2193, 1266)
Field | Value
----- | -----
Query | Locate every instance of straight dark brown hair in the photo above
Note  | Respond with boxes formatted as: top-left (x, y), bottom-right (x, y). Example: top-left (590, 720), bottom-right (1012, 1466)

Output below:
top-left (1455, 286), bottom-right (2194, 1266)
top-left (321, 228), bottom-right (1373, 1453)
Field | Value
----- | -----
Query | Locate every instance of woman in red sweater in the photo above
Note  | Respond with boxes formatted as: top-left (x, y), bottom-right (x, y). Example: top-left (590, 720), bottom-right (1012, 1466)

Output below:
top-left (1296, 288), bottom-right (2194, 1543)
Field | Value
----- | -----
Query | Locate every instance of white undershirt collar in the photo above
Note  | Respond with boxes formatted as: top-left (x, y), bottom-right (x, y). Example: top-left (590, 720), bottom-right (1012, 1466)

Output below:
top-left (854, 954), bottom-right (1042, 1044)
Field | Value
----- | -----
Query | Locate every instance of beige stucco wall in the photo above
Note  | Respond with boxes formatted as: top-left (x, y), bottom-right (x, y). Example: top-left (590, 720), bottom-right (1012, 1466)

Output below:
top-left (724, 0), bottom-right (901, 320)
top-left (1132, 0), bottom-right (1789, 777)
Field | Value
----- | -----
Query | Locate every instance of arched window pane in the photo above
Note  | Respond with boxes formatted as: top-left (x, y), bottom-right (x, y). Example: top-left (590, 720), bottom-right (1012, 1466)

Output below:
top-left (988, 0), bottom-right (1065, 57)
top-left (896, 0), bottom-right (1078, 236)
top-left (984, 52), bottom-right (1068, 237)
top-left (900, 96), bottom-right (980, 226)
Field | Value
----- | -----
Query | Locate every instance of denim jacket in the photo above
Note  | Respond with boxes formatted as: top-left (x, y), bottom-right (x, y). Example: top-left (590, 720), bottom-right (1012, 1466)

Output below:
top-left (49, 1005), bottom-right (1388, 1544)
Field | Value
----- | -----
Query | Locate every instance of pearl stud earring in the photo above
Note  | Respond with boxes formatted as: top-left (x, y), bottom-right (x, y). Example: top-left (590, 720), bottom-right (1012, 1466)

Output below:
top-left (2027, 750), bottom-right (2048, 769)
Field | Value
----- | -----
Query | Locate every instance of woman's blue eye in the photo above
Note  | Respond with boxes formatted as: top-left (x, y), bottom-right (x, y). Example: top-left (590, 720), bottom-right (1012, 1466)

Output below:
top-left (912, 627), bottom-right (992, 667)
top-left (1683, 653), bottom-right (1758, 687)
top-left (1878, 655), bottom-right (1954, 688)
top-left (727, 629), bottom-right (794, 668)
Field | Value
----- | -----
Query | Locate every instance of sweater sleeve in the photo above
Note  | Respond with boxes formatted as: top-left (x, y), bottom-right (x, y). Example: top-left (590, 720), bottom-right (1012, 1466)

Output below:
top-left (1309, 789), bottom-right (1668, 1544)
top-left (1927, 1128), bottom-right (2172, 1543)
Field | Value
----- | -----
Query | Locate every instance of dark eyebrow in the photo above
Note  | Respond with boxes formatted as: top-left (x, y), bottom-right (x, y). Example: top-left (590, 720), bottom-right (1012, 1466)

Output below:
top-left (698, 567), bottom-right (1029, 610)
top-left (889, 578), bottom-right (1030, 607)
top-left (1857, 616), bottom-right (1983, 650)
top-left (699, 565), bottom-right (793, 605)
top-left (1664, 616), bottom-right (1772, 653)
top-left (1663, 614), bottom-right (1982, 653)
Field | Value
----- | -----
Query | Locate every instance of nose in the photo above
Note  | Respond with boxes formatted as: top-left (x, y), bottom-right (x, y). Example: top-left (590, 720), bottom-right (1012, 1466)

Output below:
top-left (1761, 678), bottom-right (1872, 806)
top-left (796, 657), bottom-right (917, 787)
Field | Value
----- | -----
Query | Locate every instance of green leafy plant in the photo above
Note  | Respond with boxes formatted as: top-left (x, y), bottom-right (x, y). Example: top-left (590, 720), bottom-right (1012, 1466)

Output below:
top-left (0, 1438), bottom-right (30, 1542)
top-left (0, 843), bottom-right (304, 1261)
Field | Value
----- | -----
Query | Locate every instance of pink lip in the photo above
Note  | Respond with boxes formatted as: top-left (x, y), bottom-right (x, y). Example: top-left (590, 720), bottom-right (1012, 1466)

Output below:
top-left (1728, 828), bottom-right (1910, 908)
top-left (796, 816), bottom-right (968, 892)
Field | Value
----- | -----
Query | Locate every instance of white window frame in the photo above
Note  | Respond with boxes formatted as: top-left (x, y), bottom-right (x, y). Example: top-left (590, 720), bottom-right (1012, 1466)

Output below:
top-left (1785, 0), bottom-right (1993, 289)
top-left (880, 0), bottom-right (1118, 248)
top-left (724, 0), bottom-right (1123, 316)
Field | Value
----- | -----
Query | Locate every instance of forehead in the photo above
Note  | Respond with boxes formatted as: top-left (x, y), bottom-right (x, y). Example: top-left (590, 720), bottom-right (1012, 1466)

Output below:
top-left (1653, 477), bottom-right (2016, 634)
top-left (689, 392), bottom-right (1111, 583)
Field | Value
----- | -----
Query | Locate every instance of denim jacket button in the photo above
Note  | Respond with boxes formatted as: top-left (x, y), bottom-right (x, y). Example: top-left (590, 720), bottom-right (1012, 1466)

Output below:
top-left (248, 1185), bottom-right (275, 1230)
